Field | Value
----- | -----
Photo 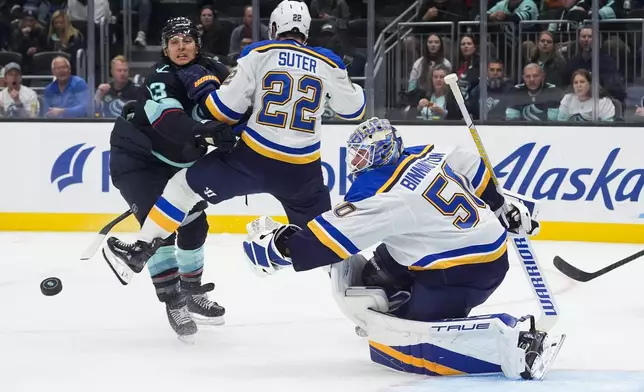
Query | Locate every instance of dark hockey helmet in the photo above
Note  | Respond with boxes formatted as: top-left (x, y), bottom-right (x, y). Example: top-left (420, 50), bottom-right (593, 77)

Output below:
top-left (161, 17), bottom-right (202, 50)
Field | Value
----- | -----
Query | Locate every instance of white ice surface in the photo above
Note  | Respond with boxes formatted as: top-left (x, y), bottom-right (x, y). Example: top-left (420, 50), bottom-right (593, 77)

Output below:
top-left (1, 232), bottom-right (643, 392)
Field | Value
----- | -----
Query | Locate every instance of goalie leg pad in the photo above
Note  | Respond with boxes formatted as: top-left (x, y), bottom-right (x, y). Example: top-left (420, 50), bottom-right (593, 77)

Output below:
top-left (365, 312), bottom-right (528, 379)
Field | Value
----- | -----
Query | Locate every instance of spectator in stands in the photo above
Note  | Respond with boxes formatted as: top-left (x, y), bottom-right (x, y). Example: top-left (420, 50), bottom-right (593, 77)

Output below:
top-left (316, 22), bottom-right (363, 77)
top-left (547, 0), bottom-right (623, 34)
top-left (403, 0), bottom-right (467, 73)
top-left (483, 0), bottom-right (538, 70)
top-left (94, 55), bottom-right (138, 118)
top-left (0, 68), bottom-right (5, 89)
top-left (504, 63), bottom-right (562, 121)
top-left (454, 34), bottom-right (480, 100)
top-left (413, 64), bottom-right (462, 120)
top-left (67, 0), bottom-right (111, 23)
top-left (0, 62), bottom-right (39, 117)
top-left (10, 9), bottom-right (47, 72)
top-left (132, 0), bottom-right (152, 47)
top-left (198, 5), bottom-right (229, 59)
top-left (47, 10), bottom-right (83, 57)
top-left (636, 106), bottom-right (644, 117)
top-left (562, 27), bottom-right (625, 102)
top-left (546, 1), bottom-right (628, 66)
top-left (485, 0), bottom-right (539, 24)
top-left (0, 10), bottom-right (10, 49)
top-left (310, 0), bottom-right (351, 27)
top-left (21, 0), bottom-right (65, 26)
top-left (229, 5), bottom-right (269, 60)
top-left (467, 59), bottom-right (514, 120)
top-left (408, 34), bottom-right (451, 93)
top-left (557, 69), bottom-right (615, 121)
top-left (43, 55), bottom-right (89, 118)
top-left (525, 31), bottom-right (567, 87)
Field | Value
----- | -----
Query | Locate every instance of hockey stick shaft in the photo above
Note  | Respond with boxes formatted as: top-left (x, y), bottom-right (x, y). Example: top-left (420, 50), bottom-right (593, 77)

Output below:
top-left (554, 248), bottom-right (644, 282)
top-left (80, 210), bottom-right (133, 260)
top-left (444, 74), bottom-right (560, 332)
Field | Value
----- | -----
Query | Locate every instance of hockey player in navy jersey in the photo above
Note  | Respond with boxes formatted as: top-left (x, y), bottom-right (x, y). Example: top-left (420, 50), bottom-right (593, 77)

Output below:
top-left (105, 17), bottom-right (235, 342)
top-left (101, 1), bottom-right (365, 283)
top-left (240, 117), bottom-right (563, 380)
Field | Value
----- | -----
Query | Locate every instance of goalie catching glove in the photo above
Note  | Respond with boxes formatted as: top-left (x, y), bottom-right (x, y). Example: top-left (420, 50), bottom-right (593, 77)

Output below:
top-left (242, 217), bottom-right (300, 276)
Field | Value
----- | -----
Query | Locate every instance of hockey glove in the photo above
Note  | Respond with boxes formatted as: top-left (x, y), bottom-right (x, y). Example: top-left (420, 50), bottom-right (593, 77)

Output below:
top-left (175, 64), bottom-right (219, 102)
top-left (496, 199), bottom-right (540, 237)
top-left (243, 218), bottom-right (301, 277)
top-left (192, 120), bottom-right (236, 152)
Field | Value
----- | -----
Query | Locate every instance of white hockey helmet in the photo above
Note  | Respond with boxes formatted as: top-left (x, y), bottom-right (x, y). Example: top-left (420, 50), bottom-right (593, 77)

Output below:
top-left (269, 0), bottom-right (311, 41)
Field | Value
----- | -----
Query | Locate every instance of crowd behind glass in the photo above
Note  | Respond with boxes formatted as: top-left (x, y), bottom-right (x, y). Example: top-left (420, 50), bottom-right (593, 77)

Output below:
top-left (0, 0), bottom-right (641, 123)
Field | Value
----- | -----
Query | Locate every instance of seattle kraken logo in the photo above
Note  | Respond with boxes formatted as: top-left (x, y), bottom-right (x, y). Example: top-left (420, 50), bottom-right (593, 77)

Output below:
top-left (51, 144), bottom-right (95, 192)
top-left (566, 113), bottom-right (588, 122)
top-left (521, 104), bottom-right (544, 121)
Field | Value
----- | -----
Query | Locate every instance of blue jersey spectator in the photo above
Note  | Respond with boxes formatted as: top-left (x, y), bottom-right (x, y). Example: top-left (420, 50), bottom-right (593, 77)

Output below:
top-left (43, 56), bottom-right (89, 118)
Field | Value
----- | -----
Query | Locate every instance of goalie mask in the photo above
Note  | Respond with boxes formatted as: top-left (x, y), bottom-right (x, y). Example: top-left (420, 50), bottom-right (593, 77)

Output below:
top-left (346, 117), bottom-right (403, 178)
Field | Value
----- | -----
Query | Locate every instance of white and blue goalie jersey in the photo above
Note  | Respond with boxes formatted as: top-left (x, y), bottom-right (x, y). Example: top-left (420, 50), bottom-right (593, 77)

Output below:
top-left (287, 144), bottom-right (509, 274)
top-left (203, 39), bottom-right (366, 164)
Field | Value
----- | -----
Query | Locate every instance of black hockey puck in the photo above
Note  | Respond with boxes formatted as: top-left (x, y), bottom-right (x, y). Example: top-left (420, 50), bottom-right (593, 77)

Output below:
top-left (40, 277), bottom-right (63, 296)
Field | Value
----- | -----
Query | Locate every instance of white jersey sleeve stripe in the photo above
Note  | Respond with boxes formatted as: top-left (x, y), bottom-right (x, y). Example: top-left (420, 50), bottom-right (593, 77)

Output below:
top-left (409, 231), bottom-right (507, 271)
top-left (240, 126), bottom-right (321, 164)
top-left (335, 91), bottom-right (367, 120)
top-left (307, 215), bottom-right (360, 259)
top-left (205, 92), bottom-right (245, 125)
top-left (307, 219), bottom-right (351, 259)
top-left (470, 159), bottom-right (492, 197)
top-left (474, 167), bottom-right (492, 198)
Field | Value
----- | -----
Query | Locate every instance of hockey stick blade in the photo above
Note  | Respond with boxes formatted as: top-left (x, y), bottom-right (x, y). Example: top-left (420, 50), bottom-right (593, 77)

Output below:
top-left (80, 210), bottom-right (133, 261)
top-left (554, 249), bottom-right (644, 282)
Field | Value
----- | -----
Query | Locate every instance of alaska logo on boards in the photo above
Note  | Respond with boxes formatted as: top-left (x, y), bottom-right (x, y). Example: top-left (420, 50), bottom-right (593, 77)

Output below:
top-left (51, 144), bottom-right (95, 192)
top-left (51, 143), bottom-right (111, 192)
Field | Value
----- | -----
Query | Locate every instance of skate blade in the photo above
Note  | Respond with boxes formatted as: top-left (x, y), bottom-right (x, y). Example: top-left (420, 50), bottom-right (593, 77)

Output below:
top-left (177, 333), bottom-right (196, 345)
top-left (530, 334), bottom-right (566, 380)
top-left (190, 313), bottom-right (225, 326)
top-left (102, 248), bottom-right (134, 285)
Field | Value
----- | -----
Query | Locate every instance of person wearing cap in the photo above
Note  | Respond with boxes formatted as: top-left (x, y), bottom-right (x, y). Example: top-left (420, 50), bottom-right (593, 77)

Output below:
top-left (0, 62), bottom-right (39, 118)
top-left (10, 9), bottom-right (46, 65)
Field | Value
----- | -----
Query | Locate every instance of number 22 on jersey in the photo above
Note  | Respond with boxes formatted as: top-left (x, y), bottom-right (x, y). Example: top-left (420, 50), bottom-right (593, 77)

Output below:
top-left (257, 71), bottom-right (323, 133)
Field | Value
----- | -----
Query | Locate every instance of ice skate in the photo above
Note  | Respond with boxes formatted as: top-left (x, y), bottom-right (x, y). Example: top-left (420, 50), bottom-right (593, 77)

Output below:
top-left (166, 295), bottom-right (198, 344)
top-left (182, 282), bottom-right (225, 325)
top-left (102, 237), bottom-right (163, 285)
top-left (518, 316), bottom-right (566, 380)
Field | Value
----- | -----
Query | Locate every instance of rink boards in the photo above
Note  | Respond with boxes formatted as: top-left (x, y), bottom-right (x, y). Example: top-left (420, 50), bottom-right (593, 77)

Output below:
top-left (0, 122), bottom-right (642, 244)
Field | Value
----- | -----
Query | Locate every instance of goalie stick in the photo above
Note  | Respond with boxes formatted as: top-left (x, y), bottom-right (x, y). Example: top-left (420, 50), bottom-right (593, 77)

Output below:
top-left (554, 249), bottom-right (644, 282)
top-left (444, 73), bottom-right (560, 332)
top-left (80, 210), bottom-right (132, 261)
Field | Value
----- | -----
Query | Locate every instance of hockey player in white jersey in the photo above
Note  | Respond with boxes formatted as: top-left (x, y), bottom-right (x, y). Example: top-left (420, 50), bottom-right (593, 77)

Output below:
top-left (242, 118), bottom-right (564, 380)
top-left (102, 1), bottom-right (365, 285)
